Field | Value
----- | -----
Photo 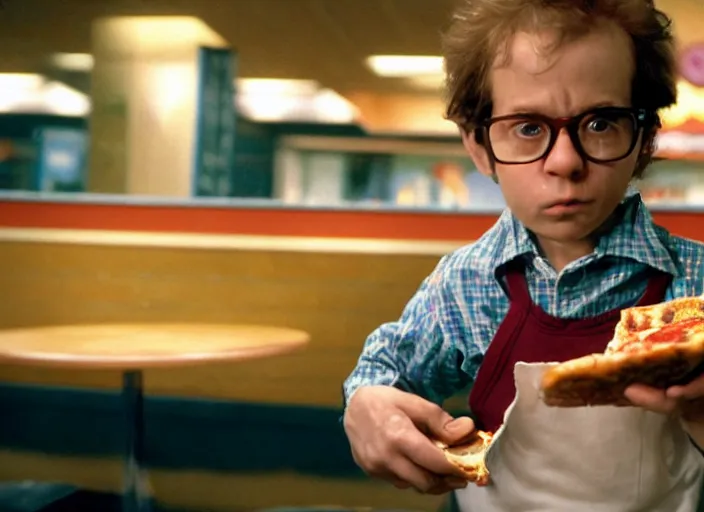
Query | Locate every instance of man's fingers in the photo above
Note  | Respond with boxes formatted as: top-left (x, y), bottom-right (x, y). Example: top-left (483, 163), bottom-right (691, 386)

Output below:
top-left (680, 397), bottom-right (704, 422)
top-left (396, 394), bottom-right (476, 444)
top-left (438, 416), bottom-right (477, 444)
top-left (345, 389), bottom-right (475, 494)
top-left (667, 374), bottom-right (704, 400)
top-left (426, 477), bottom-right (468, 495)
top-left (390, 478), bottom-right (411, 490)
top-left (386, 456), bottom-right (440, 493)
top-left (625, 384), bottom-right (678, 414)
top-left (626, 383), bottom-right (704, 422)
top-left (397, 393), bottom-right (453, 428)
top-left (397, 429), bottom-right (470, 478)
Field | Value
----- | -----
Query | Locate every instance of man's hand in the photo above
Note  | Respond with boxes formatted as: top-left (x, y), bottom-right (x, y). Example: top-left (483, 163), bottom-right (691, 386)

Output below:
top-left (343, 385), bottom-right (476, 494)
top-left (625, 375), bottom-right (704, 446)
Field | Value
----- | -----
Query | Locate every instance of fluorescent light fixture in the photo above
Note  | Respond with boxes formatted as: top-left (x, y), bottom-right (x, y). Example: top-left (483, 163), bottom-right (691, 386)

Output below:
top-left (0, 70), bottom-right (358, 123)
top-left (366, 55), bottom-right (444, 77)
top-left (235, 78), bottom-right (358, 124)
top-left (312, 89), bottom-right (358, 124)
top-left (0, 73), bottom-right (44, 90)
top-left (0, 73), bottom-right (89, 116)
top-left (50, 53), bottom-right (94, 72)
top-left (0, 73), bottom-right (46, 113)
top-left (235, 78), bottom-right (322, 122)
top-left (236, 78), bottom-right (319, 96)
top-left (43, 81), bottom-right (91, 116)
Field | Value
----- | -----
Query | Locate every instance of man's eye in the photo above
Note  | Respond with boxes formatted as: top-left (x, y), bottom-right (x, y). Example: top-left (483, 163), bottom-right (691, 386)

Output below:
top-left (586, 118), bottom-right (613, 133)
top-left (514, 123), bottom-right (544, 137)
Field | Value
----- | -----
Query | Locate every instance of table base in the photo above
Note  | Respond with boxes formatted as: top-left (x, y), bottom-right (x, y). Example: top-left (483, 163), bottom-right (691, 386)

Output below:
top-left (122, 370), bottom-right (151, 512)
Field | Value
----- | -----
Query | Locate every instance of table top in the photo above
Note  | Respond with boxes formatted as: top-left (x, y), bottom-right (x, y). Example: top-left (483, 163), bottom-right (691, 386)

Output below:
top-left (0, 323), bottom-right (310, 370)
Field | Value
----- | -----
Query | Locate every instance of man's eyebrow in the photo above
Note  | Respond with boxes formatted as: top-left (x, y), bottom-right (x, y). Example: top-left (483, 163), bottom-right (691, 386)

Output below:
top-left (502, 101), bottom-right (622, 117)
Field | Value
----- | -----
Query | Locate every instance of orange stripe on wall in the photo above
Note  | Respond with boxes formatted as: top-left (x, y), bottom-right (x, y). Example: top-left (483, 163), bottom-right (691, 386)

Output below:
top-left (1, 199), bottom-right (703, 242)
top-left (0, 200), bottom-right (498, 241)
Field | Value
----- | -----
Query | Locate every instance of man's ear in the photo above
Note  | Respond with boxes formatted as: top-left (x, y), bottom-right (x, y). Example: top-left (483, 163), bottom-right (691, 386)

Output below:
top-left (633, 128), bottom-right (657, 179)
top-left (461, 129), bottom-right (494, 178)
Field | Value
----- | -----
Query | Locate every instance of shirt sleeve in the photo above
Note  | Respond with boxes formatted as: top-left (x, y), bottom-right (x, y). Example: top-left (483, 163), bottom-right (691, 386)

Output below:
top-left (342, 254), bottom-right (476, 407)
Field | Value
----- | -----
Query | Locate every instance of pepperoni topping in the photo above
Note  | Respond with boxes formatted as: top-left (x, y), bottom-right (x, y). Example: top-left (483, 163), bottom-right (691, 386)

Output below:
top-left (642, 318), bottom-right (704, 344)
top-left (661, 308), bottom-right (675, 324)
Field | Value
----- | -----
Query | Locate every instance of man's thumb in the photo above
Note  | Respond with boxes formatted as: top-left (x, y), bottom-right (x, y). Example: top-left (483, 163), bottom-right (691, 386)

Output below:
top-left (435, 416), bottom-right (476, 444)
top-left (399, 394), bottom-right (475, 443)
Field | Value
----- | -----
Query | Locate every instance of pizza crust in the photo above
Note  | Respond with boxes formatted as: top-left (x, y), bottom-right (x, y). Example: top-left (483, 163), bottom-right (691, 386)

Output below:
top-left (434, 430), bottom-right (493, 486)
top-left (541, 331), bottom-right (704, 407)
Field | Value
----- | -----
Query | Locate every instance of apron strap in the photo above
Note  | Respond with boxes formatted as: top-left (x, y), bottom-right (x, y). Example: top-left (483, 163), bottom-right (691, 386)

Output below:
top-left (501, 260), bottom-right (532, 306)
top-left (636, 270), bottom-right (673, 307)
top-left (502, 259), bottom-right (671, 309)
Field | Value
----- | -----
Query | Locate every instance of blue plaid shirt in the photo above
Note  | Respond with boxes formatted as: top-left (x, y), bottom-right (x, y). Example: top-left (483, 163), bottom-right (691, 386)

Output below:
top-left (343, 190), bottom-right (704, 406)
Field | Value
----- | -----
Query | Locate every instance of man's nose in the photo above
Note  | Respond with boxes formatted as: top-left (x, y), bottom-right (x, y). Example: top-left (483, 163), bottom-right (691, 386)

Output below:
top-left (543, 129), bottom-right (586, 180)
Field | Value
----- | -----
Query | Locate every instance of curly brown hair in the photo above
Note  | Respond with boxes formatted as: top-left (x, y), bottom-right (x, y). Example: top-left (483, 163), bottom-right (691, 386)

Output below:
top-left (442, 0), bottom-right (678, 176)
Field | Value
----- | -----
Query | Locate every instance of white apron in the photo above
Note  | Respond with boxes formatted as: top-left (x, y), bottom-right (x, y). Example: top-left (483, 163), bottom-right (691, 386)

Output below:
top-left (455, 362), bottom-right (704, 512)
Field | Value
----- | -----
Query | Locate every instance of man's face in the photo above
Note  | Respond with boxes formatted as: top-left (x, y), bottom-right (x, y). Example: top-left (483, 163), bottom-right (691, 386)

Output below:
top-left (464, 21), bottom-right (641, 245)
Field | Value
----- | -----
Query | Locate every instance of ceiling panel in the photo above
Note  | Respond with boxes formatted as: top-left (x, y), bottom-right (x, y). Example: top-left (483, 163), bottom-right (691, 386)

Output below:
top-left (0, 0), bottom-right (700, 95)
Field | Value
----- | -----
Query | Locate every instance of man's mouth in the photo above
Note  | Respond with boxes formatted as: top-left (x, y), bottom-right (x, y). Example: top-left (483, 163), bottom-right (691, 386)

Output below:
top-left (544, 198), bottom-right (592, 214)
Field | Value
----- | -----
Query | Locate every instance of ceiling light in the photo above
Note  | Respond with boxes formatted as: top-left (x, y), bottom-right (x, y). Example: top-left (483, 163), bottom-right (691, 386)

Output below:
top-left (312, 89), bottom-right (359, 124)
top-left (43, 81), bottom-right (91, 116)
top-left (366, 55), bottom-right (444, 77)
top-left (235, 78), bottom-right (358, 124)
top-left (0, 73), bottom-right (89, 116)
top-left (0, 73), bottom-right (45, 91)
top-left (236, 78), bottom-right (320, 97)
top-left (50, 53), bottom-right (95, 72)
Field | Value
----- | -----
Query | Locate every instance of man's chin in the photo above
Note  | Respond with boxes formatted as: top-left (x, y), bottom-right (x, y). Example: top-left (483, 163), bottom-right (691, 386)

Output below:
top-left (532, 220), bottom-right (603, 245)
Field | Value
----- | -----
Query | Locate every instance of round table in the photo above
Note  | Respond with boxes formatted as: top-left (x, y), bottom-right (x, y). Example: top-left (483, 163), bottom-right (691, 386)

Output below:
top-left (0, 323), bottom-right (310, 512)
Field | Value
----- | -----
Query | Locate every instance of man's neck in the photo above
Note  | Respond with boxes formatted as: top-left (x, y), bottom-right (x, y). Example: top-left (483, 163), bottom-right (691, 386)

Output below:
top-left (537, 238), bottom-right (595, 273)
top-left (532, 198), bottom-right (632, 273)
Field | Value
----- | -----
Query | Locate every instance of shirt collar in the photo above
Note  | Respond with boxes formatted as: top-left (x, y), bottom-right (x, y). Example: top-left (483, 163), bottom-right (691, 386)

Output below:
top-left (474, 186), bottom-right (679, 277)
top-left (472, 209), bottom-right (534, 274)
top-left (594, 189), bottom-right (679, 276)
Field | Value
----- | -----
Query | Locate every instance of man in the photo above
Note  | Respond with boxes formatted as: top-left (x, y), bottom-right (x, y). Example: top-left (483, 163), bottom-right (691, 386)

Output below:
top-left (342, 0), bottom-right (704, 510)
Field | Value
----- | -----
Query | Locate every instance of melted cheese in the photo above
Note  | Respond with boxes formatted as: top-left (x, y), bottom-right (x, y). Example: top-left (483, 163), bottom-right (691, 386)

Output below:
top-left (605, 326), bottom-right (659, 354)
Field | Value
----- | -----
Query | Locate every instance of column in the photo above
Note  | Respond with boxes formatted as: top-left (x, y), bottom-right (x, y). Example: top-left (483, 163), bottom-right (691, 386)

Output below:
top-left (87, 16), bottom-right (229, 196)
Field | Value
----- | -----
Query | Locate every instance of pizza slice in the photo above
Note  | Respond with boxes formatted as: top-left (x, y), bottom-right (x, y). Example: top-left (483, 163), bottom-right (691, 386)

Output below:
top-left (610, 296), bottom-right (704, 353)
top-left (434, 430), bottom-right (494, 486)
top-left (540, 295), bottom-right (704, 407)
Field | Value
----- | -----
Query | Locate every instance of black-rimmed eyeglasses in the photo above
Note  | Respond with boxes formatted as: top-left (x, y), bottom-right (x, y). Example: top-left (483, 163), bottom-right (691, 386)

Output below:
top-left (476, 107), bottom-right (654, 165)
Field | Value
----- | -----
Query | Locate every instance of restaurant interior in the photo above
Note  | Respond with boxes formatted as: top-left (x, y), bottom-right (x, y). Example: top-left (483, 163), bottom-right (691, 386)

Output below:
top-left (0, 0), bottom-right (703, 510)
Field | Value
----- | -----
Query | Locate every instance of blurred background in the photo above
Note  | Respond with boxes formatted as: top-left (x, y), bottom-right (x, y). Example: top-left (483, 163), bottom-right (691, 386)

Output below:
top-left (0, 0), bottom-right (701, 205)
top-left (0, 0), bottom-right (702, 511)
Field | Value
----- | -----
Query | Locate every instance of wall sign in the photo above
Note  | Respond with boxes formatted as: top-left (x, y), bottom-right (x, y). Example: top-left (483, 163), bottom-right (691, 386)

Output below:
top-left (192, 46), bottom-right (238, 197)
